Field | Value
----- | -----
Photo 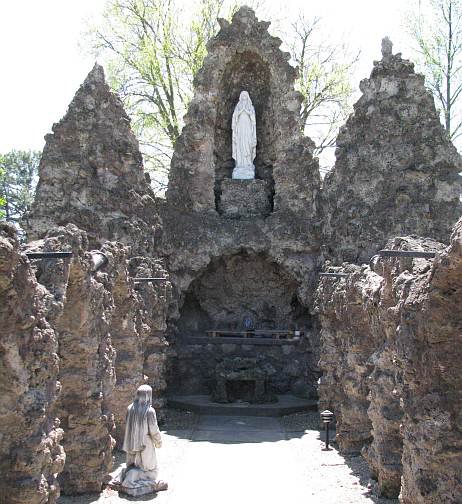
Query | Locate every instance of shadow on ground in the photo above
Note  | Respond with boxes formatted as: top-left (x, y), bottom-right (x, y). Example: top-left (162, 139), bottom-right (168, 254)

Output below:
top-left (164, 415), bottom-right (303, 444)
top-left (162, 409), bottom-right (306, 443)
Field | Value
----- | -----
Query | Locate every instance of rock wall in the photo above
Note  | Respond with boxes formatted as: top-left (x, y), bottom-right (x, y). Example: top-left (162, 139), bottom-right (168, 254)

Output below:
top-left (129, 257), bottom-right (171, 419)
top-left (0, 222), bottom-right (64, 504)
top-left (22, 60), bottom-right (172, 475)
top-left (29, 225), bottom-right (117, 495)
top-left (395, 221), bottom-right (462, 503)
top-left (109, 256), bottom-right (171, 443)
top-left (323, 38), bottom-right (462, 264)
top-left (21, 225), bottom-right (172, 496)
top-left (315, 265), bottom-right (377, 455)
top-left (105, 248), bottom-right (144, 447)
top-left (315, 229), bottom-right (462, 501)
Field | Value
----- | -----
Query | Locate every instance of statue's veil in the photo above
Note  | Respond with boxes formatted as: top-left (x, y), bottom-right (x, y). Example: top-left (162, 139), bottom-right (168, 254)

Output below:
top-left (123, 384), bottom-right (153, 453)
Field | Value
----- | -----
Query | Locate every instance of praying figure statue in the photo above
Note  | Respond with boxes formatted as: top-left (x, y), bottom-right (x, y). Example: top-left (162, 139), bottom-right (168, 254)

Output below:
top-left (118, 385), bottom-right (168, 496)
top-left (232, 90), bottom-right (257, 179)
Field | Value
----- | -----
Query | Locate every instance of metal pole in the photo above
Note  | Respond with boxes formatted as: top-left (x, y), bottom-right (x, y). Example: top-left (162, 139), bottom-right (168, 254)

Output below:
top-left (26, 252), bottom-right (73, 259)
top-left (133, 277), bottom-right (168, 283)
top-left (325, 422), bottom-right (330, 450)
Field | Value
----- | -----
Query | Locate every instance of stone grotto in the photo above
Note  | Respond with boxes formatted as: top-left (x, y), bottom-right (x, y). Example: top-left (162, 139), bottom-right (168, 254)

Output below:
top-left (0, 6), bottom-right (461, 503)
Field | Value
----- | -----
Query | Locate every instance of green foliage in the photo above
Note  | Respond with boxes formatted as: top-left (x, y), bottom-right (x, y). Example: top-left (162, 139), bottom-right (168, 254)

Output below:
top-left (407, 0), bottom-right (462, 140)
top-left (90, 0), bottom-right (233, 190)
top-left (0, 150), bottom-right (40, 223)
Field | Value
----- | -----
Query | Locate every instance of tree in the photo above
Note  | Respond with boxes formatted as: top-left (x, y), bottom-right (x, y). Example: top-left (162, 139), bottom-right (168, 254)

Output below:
top-left (0, 150), bottom-right (40, 223)
top-left (89, 0), bottom-right (234, 191)
top-left (407, 0), bottom-right (462, 141)
top-left (88, 0), bottom-right (357, 187)
top-left (287, 14), bottom-right (358, 173)
top-left (0, 182), bottom-right (5, 220)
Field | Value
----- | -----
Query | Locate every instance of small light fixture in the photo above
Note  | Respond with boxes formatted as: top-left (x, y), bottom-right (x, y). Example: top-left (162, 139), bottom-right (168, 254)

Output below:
top-left (320, 410), bottom-right (334, 450)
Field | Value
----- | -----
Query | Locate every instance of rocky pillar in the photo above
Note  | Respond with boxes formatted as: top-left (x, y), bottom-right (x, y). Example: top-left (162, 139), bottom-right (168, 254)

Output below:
top-left (0, 223), bottom-right (64, 504)
top-left (394, 224), bottom-right (462, 503)
top-left (315, 266), bottom-right (377, 453)
top-left (129, 257), bottom-right (171, 420)
top-left (31, 225), bottom-right (117, 495)
top-left (106, 245), bottom-right (144, 447)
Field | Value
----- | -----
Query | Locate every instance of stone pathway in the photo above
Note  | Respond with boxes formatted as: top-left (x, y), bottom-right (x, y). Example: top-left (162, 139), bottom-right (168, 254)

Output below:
top-left (59, 412), bottom-right (396, 504)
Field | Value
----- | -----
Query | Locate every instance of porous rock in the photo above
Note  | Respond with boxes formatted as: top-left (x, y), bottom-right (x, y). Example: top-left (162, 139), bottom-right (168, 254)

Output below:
top-left (131, 258), bottom-right (171, 419)
top-left (315, 264), bottom-right (378, 455)
top-left (24, 64), bottom-right (160, 256)
top-left (0, 222), bottom-right (64, 504)
top-left (113, 256), bottom-right (171, 432)
top-left (162, 6), bottom-right (322, 396)
top-left (315, 233), bottom-right (458, 500)
top-left (393, 221), bottom-right (462, 503)
top-left (323, 42), bottom-right (462, 264)
top-left (29, 225), bottom-right (117, 495)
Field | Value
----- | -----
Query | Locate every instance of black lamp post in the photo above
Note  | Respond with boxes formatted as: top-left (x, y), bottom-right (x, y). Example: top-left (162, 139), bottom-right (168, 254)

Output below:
top-left (320, 410), bottom-right (334, 450)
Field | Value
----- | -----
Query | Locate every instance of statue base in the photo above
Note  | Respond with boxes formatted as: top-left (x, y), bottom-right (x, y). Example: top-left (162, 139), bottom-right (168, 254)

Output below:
top-left (217, 179), bottom-right (272, 219)
top-left (232, 164), bottom-right (255, 179)
top-left (109, 464), bottom-right (168, 497)
top-left (120, 483), bottom-right (158, 497)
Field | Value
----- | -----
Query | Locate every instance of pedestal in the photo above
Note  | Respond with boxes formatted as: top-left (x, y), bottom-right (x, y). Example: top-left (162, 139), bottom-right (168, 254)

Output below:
top-left (217, 179), bottom-right (272, 218)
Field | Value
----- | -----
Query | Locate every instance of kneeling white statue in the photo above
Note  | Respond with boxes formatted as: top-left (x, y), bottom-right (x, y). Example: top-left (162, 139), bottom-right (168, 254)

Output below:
top-left (118, 384), bottom-right (168, 496)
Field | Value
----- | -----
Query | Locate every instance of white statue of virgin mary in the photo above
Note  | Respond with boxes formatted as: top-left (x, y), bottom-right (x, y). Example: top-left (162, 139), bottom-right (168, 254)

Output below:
top-left (232, 90), bottom-right (257, 179)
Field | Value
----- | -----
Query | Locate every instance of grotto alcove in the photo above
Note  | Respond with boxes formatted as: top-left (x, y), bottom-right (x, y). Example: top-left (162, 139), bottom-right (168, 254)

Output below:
top-left (176, 251), bottom-right (310, 335)
top-left (214, 51), bottom-right (275, 214)
top-left (170, 251), bottom-right (316, 397)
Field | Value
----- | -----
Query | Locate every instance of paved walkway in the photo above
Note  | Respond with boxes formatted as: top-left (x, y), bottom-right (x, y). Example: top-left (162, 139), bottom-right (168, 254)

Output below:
top-left (59, 413), bottom-right (395, 504)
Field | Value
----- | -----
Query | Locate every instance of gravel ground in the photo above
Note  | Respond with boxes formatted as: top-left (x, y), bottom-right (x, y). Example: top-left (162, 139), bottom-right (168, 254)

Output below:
top-left (58, 409), bottom-right (398, 504)
top-left (159, 408), bottom-right (199, 431)
top-left (281, 411), bottom-right (397, 504)
top-left (280, 410), bottom-right (323, 431)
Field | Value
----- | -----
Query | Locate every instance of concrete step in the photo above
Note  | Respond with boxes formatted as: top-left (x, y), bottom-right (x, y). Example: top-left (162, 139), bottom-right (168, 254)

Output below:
top-left (167, 394), bottom-right (317, 417)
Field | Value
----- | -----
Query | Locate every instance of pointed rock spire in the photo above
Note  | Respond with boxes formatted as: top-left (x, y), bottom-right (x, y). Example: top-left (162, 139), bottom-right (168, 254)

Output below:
top-left (25, 64), bottom-right (158, 254)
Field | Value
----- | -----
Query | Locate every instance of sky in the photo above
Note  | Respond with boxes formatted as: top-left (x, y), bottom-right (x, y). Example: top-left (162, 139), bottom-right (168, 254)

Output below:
top-left (0, 0), bottom-right (412, 154)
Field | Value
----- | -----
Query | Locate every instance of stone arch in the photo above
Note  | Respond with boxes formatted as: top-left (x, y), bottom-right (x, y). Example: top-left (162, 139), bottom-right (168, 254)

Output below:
top-left (176, 250), bottom-right (312, 337)
top-left (168, 249), bottom-right (316, 396)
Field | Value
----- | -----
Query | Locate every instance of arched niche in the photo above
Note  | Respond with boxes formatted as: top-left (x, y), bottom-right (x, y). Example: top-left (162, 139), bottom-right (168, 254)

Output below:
top-left (176, 251), bottom-right (311, 336)
top-left (213, 52), bottom-right (275, 210)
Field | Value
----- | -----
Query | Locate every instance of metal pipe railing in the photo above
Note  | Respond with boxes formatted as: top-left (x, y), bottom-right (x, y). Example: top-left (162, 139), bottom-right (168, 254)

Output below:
top-left (26, 252), bottom-right (73, 259)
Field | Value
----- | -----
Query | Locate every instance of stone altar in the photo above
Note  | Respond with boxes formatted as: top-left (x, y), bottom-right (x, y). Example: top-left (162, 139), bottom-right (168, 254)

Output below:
top-left (212, 357), bottom-right (277, 404)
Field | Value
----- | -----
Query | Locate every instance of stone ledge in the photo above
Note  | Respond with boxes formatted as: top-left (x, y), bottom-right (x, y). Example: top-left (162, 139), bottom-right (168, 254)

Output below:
top-left (183, 336), bottom-right (304, 346)
top-left (167, 394), bottom-right (317, 417)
